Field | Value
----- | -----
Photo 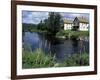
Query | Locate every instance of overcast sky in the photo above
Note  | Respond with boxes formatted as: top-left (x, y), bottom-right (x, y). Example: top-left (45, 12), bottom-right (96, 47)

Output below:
top-left (22, 10), bottom-right (89, 24)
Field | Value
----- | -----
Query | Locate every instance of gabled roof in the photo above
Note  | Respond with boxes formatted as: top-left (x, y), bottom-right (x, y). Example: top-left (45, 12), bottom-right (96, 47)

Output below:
top-left (75, 17), bottom-right (89, 23)
top-left (64, 20), bottom-right (73, 24)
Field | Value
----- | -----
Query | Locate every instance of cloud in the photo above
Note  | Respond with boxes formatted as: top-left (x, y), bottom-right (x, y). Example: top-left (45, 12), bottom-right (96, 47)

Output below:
top-left (22, 11), bottom-right (48, 24)
top-left (60, 12), bottom-right (89, 21)
top-left (22, 11), bottom-right (89, 24)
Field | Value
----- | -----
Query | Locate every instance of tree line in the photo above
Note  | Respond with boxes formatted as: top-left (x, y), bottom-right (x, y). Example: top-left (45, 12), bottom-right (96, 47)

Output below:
top-left (23, 12), bottom-right (64, 36)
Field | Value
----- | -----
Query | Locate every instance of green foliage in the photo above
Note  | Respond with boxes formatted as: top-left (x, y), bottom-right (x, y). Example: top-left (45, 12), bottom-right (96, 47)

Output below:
top-left (56, 30), bottom-right (89, 39)
top-left (56, 30), bottom-right (71, 36)
top-left (47, 12), bottom-right (63, 35)
top-left (55, 53), bottom-right (89, 67)
top-left (23, 48), bottom-right (89, 68)
top-left (37, 20), bottom-right (48, 31)
top-left (22, 23), bottom-right (37, 32)
top-left (63, 53), bottom-right (89, 66)
top-left (22, 48), bottom-right (56, 68)
top-left (78, 31), bottom-right (89, 36)
top-left (23, 12), bottom-right (63, 36)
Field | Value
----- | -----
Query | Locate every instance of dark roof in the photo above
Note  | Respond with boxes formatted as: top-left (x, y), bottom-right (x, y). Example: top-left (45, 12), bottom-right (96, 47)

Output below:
top-left (76, 17), bottom-right (89, 23)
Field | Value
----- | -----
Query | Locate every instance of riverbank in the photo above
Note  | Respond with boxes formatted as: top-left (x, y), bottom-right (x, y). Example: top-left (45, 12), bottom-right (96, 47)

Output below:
top-left (22, 48), bottom-right (89, 69)
top-left (30, 29), bottom-right (47, 33)
top-left (25, 29), bottom-right (89, 39)
top-left (56, 30), bottom-right (89, 38)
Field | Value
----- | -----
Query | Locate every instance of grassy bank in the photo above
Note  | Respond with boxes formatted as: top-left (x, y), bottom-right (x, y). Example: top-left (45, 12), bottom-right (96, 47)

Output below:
top-left (56, 30), bottom-right (89, 38)
top-left (30, 29), bottom-right (47, 33)
top-left (58, 53), bottom-right (89, 67)
top-left (22, 48), bottom-right (89, 69)
top-left (22, 49), bottom-right (56, 68)
top-left (24, 28), bottom-right (89, 39)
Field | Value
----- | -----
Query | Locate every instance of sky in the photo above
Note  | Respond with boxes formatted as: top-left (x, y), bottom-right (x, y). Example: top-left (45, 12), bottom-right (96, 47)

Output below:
top-left (22, 10), bottom-right (89, 24)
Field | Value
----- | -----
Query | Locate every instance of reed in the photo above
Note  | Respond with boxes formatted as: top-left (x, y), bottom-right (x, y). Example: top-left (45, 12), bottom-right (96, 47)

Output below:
top-left (22, 48), bottom-right (56, 68)
top-left (22, 49), bottom-right (89, 68)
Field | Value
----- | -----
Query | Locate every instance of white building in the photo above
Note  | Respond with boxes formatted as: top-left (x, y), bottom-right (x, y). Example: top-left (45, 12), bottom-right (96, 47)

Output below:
top-left (64, 17), bottom-right (89, 31)
top-left (64, 20), bottom-right (73, 30)
top-left (73, 17), bottom-right (89, 31)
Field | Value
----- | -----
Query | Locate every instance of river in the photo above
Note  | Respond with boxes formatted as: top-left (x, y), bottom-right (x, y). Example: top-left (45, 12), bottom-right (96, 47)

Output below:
top-left (23, 32), bottom-right (89, 61)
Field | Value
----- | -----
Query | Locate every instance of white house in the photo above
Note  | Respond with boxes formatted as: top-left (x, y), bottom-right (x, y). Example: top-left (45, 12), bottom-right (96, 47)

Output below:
top-left (73, 17), bottom-right (89, 31)
top-left (64, 17), bottom-right (89, 31)
top-left (64, 20), bottom-right (73, 30)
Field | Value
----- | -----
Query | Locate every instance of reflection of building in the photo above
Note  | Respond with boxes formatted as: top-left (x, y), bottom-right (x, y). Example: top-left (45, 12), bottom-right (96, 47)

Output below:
top-left (64, 17), bottom-right (89, 31)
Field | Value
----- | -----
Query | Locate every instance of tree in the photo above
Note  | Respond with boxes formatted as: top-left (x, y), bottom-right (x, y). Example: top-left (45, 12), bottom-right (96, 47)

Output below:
top-left (43, 19), bottom-right (48, 30)
top-left (47, 12), bottom-right (62, 36)
top-left (22, 23), bottom-right (37, 32)
top-left (37, 20), bottom-right (43, 30)
top-left (36, 12), bottom-right (63, 35)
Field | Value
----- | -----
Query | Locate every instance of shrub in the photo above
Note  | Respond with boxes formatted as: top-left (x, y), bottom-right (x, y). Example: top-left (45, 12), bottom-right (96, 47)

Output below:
top-left (63, 53), bottom-right (89, 66)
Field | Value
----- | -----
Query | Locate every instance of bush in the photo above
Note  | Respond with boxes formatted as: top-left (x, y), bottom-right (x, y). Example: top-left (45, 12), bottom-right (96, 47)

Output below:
top-left (56, 30), bottom-right (71, 37)
top-left (63, 53), bottom-right (89, 66)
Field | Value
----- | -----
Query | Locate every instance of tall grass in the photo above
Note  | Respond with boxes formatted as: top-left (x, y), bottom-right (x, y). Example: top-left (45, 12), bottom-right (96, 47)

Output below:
top-left (63, 53), bottom-right (89, 66)
top-left (22, 48), bottom-right (56, 68)
top-left (22, 48), bottom-right (89, 68)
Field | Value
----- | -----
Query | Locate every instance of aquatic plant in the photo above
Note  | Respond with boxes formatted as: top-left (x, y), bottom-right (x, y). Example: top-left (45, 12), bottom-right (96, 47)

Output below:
top-left (22, 48), bottom-right (89, 68)
top-left (22, 48), bottom-right (56, 68)
top-left (63, 53), bottom-right (89, 66)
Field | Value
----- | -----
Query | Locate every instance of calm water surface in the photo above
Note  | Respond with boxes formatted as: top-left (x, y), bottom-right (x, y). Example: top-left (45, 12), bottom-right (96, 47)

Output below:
top-left (23, 32), bottom-right (89, 61)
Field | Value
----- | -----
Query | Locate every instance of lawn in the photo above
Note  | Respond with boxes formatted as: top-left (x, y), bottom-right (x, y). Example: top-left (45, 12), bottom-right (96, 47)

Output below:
top-left (56, 30), bottom-right (89, 39)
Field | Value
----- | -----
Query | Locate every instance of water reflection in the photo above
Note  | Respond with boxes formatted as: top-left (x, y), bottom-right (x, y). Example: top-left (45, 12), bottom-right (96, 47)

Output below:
top-left (23, 32), bottom-right (89, 61)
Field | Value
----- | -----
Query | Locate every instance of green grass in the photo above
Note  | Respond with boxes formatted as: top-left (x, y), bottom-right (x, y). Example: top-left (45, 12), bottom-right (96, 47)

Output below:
top-left (30, 29), bottom-right (47, 33)
top-left (22, 48), bottom-right (89, 68)
top-left (52, 53), bottom-right (89, 67)
top-left (63, 53), bottom-right (89, 66)
top-left (56, 30), bottom-right (89, 38)
top-left (22, 48), bottom-right (56, 68)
